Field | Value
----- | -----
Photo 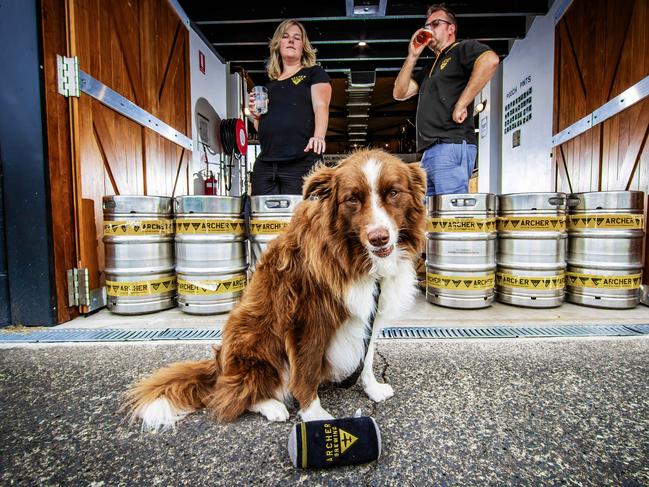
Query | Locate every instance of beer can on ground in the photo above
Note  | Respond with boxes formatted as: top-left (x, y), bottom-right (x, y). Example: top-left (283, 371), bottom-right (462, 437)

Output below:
top-left (103, 196), bottom-right (175, 315)
top-left (496, 192), bottom-right (567, 308)
top-left (175, 196), bottom-right (247, 315)
top-left (566, 191), bottom-right (644, 309)
top-left (426, 193), bottom-right (497, 309)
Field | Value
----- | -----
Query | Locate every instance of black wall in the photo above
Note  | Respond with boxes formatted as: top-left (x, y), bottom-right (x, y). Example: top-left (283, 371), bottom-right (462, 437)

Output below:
top-left (0, 0), bottom-right (57, 326)
top-left (0, 163), bottom-right (10, 326)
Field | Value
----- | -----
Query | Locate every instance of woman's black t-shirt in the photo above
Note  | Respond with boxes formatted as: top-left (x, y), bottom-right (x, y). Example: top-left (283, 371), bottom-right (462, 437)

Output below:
top-left (257, 65), bottom-right (330, 162)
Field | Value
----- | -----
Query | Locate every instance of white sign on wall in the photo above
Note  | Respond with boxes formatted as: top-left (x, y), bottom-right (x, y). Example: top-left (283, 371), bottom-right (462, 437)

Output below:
top-left (500, 8), bottom-right (555, 193)
top-left (504, 75), bottom-right (533, 135)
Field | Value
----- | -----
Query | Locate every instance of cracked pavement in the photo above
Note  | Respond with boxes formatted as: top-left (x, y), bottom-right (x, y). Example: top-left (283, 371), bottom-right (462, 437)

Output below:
top-left (1, 337), bottom-right (649, 485)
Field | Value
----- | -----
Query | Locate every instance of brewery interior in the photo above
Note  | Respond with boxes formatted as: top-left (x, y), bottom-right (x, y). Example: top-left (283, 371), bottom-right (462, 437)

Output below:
top-left (1, 0), bottom-right (649, 330)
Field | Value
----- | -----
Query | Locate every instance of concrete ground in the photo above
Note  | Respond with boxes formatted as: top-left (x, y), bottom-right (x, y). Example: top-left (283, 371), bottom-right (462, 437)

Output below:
top-left (1, 337), bottom-right (648, 485)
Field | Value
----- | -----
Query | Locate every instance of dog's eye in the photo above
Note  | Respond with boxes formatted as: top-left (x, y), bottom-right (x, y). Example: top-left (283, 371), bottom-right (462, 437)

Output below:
top-left (388, 189), bottom-right (399, 198)
top-left (348, 195), bottom-right (360, 204)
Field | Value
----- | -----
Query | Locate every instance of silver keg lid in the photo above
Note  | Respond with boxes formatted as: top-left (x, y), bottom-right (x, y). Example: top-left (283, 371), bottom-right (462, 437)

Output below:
top-left (102, 196), bottom-right (173, 215)
top-left (568, 191), bottom-right (644, 212)
top-left (174, 195), bottom-right (241, 215)
top-left (498, 192), bottom-right (567, 212)
top-left (251, 195), bottom-right (303, 216)
top-left (427, 193), bottom-right (497, 214)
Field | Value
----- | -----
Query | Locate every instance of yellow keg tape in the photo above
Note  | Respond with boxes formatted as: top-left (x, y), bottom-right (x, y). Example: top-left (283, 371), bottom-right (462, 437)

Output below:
top-left (175, 218), bottom-right (245, 234)
top-left (497, 216), bottom-right (566, 231)
top-left (106, 276), bottom-right (176, 296)
top-left (496, 272), bottom-right (565, 289)
top-left (427, 218), bottom-right (496, 233)
top-left (566, 272), bottom-right (642, 289)
top-left (177, 275), bottom-right (247, 295)
top-left (103, 220), bottom-right (173, 236)
top-left (427, 272), bottom-right (495, 290)
top-left (249, 219), bottom-right (290, 235)
top-left (567, 214), bottom-right (644, 230)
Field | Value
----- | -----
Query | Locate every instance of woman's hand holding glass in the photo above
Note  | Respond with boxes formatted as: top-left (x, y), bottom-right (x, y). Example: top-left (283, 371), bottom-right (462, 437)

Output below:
top-left (248, 86), bottom-right (268, 120)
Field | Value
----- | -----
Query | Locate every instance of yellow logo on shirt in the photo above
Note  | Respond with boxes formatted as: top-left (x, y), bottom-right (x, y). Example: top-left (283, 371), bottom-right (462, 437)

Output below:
top-left (440, 57), bottom-right (451, 70)
top-left (291, 75), bottom-right (306, 85)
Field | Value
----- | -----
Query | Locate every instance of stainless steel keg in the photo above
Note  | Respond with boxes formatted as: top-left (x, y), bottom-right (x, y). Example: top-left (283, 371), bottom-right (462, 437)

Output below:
top-left (103, 196), bottom-right (175, 314)
top-left (496, 193), bottom-right (567, 308)
top-left (175, 196), bottom-right (247, 314)
top-left (566, 191), bottom-right (644, 309)
top-left (426, 193), bottom-right (497, 309)
top-left (640, 284), bottom-right (649, 307)
top-left (249, 195), bottom-right (302, 270)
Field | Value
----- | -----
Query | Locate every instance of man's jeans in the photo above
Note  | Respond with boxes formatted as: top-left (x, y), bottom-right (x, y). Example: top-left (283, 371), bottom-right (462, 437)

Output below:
top-left (421, 141), bottom-right (477, 196)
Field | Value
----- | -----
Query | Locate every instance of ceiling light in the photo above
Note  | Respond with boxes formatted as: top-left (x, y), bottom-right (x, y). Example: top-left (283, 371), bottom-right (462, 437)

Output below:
top-left (358, 41), bottom-right (367, 47)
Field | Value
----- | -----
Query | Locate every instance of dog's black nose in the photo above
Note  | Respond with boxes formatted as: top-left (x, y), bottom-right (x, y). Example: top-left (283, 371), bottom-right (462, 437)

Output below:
top-left (368, 228), bottom-right (389, 247)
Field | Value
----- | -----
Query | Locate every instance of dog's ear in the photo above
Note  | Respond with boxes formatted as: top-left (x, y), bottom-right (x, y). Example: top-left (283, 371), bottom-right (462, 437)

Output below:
top-left (407, 162), bottom-right (427, 201)
top-left (303, 164), bottom-right (336, 200)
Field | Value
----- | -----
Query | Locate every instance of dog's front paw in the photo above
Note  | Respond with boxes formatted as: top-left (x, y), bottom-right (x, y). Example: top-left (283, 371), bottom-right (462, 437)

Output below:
top-left (249, 399), bottom-right (290, 422)
top-left (299, 397), bottom-right (334, 422)
top-left (364, 382), bottom-right (394, 403)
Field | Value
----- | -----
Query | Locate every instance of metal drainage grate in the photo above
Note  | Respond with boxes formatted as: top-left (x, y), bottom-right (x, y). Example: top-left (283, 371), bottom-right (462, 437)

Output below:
top-left (0, 328), bottom-right (222, 343)
top-left (0, 325), bottom-right (647, 344)
top-left (379, 325), bottom-right (646, 339)
top-left (624, 324), bottom-right (649, 335)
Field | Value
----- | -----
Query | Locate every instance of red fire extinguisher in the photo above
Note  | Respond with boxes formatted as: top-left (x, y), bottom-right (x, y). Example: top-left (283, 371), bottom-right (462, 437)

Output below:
top-left (204, 171), bottom-right (217, 195)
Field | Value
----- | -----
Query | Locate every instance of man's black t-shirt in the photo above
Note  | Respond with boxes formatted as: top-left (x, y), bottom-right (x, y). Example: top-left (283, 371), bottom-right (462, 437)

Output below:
top-left (413, 39), bottom-right (492, 152)
top-left (257, 65), bottom-right (330, 162)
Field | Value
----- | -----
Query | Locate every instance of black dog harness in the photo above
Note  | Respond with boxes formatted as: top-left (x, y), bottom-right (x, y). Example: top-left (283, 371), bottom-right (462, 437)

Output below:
top-left (333, 282), bottom-right (381, 389)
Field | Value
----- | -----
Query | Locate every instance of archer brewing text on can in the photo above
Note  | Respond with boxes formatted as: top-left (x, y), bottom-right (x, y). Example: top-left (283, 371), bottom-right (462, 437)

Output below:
top-left (426, 193), bottom-right (497, 309)
top-left (103, 196), bottom-right (176, 315)
top-left (287, 416), bottom-right (381, 468)
top-left (566, 191), bottom-right (644, 309)
top-left (174, 196), bottom-right (247, 315)
top-left (249, 195), bottom-right (302, 270)
top-left (496, 193), bottom-right (567, 308)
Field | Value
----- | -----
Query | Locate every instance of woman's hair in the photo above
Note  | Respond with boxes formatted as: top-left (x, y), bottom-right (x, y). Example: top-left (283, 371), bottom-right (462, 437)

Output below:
top-left (266, 19), bottom-right (317, 80)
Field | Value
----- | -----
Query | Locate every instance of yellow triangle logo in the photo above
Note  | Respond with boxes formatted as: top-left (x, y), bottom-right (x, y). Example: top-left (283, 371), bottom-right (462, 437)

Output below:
top-left (339, 428), bottom-right (358, 454)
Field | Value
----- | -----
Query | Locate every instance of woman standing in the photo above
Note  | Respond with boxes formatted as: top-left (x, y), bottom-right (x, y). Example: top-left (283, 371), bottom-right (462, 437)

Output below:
top-left (248, 19), bottom-right (332, 196)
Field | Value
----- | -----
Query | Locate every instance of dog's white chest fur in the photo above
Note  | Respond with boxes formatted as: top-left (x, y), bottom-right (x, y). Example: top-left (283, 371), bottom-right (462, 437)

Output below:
top-left (325, 253), bottom-right (417, 382)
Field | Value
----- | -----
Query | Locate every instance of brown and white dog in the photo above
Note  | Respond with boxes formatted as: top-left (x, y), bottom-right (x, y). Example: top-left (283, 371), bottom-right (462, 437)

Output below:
top-left (125, 149), bottom-right (426, 431)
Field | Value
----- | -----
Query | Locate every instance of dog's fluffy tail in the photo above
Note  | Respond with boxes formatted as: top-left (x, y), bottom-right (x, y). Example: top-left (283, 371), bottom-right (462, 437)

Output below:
top-left (124, 347), bottom-right (221, 432)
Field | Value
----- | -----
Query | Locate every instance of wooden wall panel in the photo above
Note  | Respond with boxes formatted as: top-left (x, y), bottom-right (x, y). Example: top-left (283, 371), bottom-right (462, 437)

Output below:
top-left (554, 0), bottom-right (649, 193)
top-left (41, 0), bottom-right (79, 323)
top-left (139, 1), bottom-right (191, 197)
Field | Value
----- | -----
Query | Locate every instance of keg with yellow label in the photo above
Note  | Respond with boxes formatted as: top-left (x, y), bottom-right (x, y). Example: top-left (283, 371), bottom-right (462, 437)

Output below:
top-left (496, 193), bottom-right (567, 308)
top-left (103, 196), bottom-right (175, 314)
top-left (249, 195), bottom-right (302, 270)
top-left (566, 191), bottom-right (644, 309)
top-left (426, 193), bottom-right (496, 309)
top-left (175, 196), bottom-right (247, 314)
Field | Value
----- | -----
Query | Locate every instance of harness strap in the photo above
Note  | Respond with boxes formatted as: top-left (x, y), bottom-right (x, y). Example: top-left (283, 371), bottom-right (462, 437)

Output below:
top-left (333, 282), bottom-right (381, 389)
